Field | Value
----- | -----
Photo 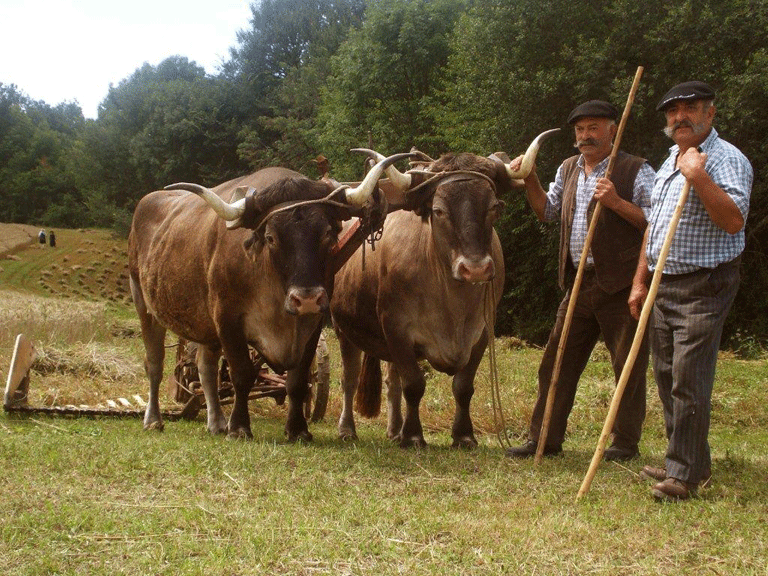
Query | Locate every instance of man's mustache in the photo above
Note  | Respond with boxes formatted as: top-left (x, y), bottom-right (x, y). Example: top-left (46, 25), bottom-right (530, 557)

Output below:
top-left (574, 138), bottom-right (599, 149)
top-left (664, 120), bottom-right (707, 138)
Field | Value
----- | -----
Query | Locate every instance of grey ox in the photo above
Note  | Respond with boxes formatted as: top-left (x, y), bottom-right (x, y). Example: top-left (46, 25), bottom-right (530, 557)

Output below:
top-left (128, 155), bottom-right (405, 441)
top-left (331, 130), bottom-right (558, 448)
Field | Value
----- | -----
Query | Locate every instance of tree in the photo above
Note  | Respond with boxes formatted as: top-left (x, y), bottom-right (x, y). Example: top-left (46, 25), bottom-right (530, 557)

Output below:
top-left (314, 0), bottom-right (467, 179)
top-left (226, 0), bottom-right (365, 172)
top-left (94, 56), bottom-right (247, 215)
top-left (0, 84), bottom-right (84, 227)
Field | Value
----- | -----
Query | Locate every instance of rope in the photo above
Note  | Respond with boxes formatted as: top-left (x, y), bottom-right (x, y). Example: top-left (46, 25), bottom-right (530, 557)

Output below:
top-left (484, 281), bottom-right (513, 450)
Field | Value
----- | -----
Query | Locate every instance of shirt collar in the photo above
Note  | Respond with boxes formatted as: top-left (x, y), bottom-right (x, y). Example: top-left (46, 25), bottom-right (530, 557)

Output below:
top-left (576, 154), bottom-right (610, 172)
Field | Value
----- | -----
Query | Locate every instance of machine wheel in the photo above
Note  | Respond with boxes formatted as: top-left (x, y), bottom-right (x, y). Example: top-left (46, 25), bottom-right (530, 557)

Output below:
top-left (308, 332), bottom-right (331, 422)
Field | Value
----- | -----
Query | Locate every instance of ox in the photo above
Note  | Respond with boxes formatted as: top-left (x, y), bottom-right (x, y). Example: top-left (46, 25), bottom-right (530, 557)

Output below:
top-left (331, 130), bottom-right (558, 447)
top-left (128, 155), bottom-right (406, 441)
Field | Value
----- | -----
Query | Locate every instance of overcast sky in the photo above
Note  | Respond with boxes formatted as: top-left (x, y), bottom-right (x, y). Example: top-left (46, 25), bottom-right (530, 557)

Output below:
top-left (1, 0), bottom-right (254, 119)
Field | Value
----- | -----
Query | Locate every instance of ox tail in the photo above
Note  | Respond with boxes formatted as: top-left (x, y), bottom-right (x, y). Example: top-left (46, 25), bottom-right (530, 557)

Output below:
top-left (354, 354), bottom-right (382, 418)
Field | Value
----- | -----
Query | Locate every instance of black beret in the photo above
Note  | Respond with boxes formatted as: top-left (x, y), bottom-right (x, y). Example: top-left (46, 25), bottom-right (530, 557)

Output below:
top-left (656, 81), bottom-right (716, 111)
top-left (566, 100), bottom-right (619, 124)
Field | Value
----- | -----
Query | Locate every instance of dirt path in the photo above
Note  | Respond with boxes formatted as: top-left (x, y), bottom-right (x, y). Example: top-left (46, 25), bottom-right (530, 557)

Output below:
top-left (0, 223), bottom-right (44, 255)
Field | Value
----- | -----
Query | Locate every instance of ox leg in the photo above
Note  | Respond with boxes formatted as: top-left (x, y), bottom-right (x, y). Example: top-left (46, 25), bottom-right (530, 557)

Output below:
top-left (220, 338), bottom-right (257, 440)
top-left (384, 362), bottom-right (403, 440)
top-left (284, 326), bottom-right (320, 443)
top-left (396, 359), bottom-right (427, 448)
top-left (197, 345), bottom-right (227, 435)
top-left (131, 277), bottom-right (167, 431)
top-left (337, 333), bottom-right (361, 441)
top-left (450, 334), bottom-right (487, 449)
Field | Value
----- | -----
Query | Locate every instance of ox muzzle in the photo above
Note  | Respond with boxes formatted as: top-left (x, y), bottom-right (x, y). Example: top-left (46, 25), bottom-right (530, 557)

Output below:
top-left (285, 286), bottom-right (329, 316)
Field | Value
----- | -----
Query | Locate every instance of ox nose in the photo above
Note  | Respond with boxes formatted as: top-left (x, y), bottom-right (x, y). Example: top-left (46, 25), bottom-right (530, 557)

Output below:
top-left (285, 287), bottom-right (329, 315)
top-left (454, 256), bottom-right (495, 283)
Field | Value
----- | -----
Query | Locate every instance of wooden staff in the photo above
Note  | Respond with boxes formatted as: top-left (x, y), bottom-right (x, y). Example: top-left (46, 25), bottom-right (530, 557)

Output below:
top-left (535, 66), bottom-right (644, 464)
top-left (577, 178), bottom-right (692, 499)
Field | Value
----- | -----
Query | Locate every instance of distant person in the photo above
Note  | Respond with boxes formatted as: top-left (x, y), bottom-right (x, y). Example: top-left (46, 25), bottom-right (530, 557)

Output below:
top-left (49, 230), bottom-right (56, 247)
top-left (505, 100), bottom-right (655, 461)
top-left (38, 229), bottom-right (46, 245)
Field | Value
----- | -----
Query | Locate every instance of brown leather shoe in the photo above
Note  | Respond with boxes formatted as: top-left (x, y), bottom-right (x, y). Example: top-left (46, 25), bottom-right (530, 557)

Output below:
top-left (640, 465), bottom-right (667, 482)
top-left (640, 466), bottom-right (712, 487)
top-left (651, 477), bottom-right (697, 502)
top-left (505, 440), bottom-right (562, 459)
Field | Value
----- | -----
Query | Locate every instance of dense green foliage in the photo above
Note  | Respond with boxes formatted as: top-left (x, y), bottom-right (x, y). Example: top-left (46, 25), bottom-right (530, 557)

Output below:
top-left (2, 0), bottom-right (766, 346)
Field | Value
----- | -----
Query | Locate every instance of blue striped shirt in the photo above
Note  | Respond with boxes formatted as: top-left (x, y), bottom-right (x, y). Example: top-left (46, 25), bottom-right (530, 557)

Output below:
top-left (646, 128), bottom-right (752, 274)
top-left (544, 155), bottom-right (655, 268)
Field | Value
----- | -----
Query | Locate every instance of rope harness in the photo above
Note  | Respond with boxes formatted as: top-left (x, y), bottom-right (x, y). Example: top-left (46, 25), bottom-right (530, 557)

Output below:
top-left (484, 280), bottom-right (513, 450)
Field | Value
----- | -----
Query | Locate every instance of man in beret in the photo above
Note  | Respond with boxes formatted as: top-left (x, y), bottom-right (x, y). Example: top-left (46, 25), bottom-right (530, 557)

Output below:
top-left (506, 100), bottom-right (655, 460)
top-left (629, 81), bottom-right (752, 501)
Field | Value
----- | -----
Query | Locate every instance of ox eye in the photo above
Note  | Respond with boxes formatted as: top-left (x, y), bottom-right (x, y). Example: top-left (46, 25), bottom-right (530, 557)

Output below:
top-left (265, 233), bottom-right (276, 246)
top-left (432, 207), bottom-right (447, 218)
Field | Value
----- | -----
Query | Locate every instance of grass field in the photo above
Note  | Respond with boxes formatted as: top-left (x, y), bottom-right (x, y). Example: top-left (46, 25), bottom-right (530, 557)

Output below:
top-left (1, 226), bottom-right (767, 575)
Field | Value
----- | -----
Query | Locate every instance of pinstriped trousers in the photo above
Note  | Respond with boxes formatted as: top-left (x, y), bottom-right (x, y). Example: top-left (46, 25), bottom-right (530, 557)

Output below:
top-left (650, 258), bottom-right (740, 485)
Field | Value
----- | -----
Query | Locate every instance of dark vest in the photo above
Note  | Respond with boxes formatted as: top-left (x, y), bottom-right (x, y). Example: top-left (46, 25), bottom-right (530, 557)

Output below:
top-left (558, 151), bottom-right (647, 294)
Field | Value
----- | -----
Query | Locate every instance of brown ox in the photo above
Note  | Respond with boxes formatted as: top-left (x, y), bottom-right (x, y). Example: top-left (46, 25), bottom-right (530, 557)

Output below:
top-left (330, 130), bottom-right (558, 447)
top-left (128, 156), bottom-right (405, 441)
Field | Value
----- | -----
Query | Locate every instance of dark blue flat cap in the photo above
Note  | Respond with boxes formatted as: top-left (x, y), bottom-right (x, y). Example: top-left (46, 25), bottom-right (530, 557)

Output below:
top-left (656, 81), bottom-right (716, 111)
top-left (567, 100), bottom-right (619, 124)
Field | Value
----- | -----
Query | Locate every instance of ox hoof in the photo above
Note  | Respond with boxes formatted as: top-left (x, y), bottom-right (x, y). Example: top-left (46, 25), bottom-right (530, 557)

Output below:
top-left (399, 436), bottom-right (427, 449)
top-left (338, 426), bottom-right (357, 442)
top-left (287, 430), bottom-right (313, 444)
top-left (227, 427), bottom-right (253, 440)
top-left (451, 436), bottom-right (478, 450)
top-left (143, 421), bottom-right (164, 432)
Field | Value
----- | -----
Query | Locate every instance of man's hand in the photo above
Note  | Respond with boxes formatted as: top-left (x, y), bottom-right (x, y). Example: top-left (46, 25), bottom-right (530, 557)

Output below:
top-left (593, 177), bottom-right (621, 211)
top-left (677, 147), bottom-right (708, 181)
top-left (628, 281), bottom-right (648, 320)
top-left (509, 154), bottom-right (535, 188)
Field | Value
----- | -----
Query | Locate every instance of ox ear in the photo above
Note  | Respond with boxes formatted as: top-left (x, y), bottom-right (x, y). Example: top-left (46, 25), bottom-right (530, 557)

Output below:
top-left (488, 153), bottom-right (523, 193)
top-left (399, 171), bottom-right (439, 220)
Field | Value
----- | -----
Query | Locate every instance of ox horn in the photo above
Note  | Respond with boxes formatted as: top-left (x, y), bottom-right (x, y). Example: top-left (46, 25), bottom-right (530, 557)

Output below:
top-left (344, 152), bottom-right (416, 205)
top-left (505, 128), bottom-right (560, 179)
top-left (164, 182), bottom-right (246, 224)
top-left (351, 148), bottom-right (413, 193)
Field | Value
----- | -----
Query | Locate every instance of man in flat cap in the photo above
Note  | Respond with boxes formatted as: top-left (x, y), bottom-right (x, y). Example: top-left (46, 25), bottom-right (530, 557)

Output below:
top-left (506, 100), bottom-right (655, 460)
top-left (629, 81), bottom-right (752, 501)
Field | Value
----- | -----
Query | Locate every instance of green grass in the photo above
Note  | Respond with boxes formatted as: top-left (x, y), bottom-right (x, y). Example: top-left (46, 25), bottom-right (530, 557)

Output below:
top-left (1, 228), bottom-right (767, 575)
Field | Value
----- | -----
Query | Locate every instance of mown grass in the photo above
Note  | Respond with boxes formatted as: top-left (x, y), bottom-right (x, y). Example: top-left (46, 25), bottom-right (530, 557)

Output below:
top-left (1, 228), bottom-right (767, 575)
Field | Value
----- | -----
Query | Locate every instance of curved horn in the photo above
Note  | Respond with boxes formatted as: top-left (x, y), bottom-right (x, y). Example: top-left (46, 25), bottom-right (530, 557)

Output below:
top-left (345, 152), bottom-right (416, 205)
top-left (164, 182), bottom-right (247, 223)
top-left (505, 128), bottom-right (560, 179)
top-left (351, 148), bottom-right (413, 192)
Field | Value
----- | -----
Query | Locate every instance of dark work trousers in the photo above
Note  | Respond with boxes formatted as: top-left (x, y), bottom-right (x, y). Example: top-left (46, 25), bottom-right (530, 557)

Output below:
top-left (528, 270), bottom-right (648, 449)
top-left (651, 259), bottom-right (740, 485)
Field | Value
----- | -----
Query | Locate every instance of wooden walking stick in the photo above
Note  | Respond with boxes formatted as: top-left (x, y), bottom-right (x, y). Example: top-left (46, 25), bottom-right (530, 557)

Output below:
top-left (535, 66), bottom-right (644, 464)
top-left (577, 178), bottom-right (693, 499)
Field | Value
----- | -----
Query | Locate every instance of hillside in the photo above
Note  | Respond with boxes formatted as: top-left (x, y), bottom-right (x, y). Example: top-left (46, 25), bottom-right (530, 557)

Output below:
top-left (0, 224), bottom-right (131, 304)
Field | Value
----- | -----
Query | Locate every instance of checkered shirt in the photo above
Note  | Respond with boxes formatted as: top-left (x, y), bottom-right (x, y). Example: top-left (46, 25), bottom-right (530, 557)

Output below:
top-left (544, 155), bottom-right (655, 268)
top-left (646, 128), bottom-right (753, 274)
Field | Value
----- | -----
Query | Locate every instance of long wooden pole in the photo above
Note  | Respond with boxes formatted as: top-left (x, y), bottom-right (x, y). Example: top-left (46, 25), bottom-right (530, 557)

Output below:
top-left (577, 178), bottom-right (692, 499)
top-left (535, 66), bottom-right (644, 464)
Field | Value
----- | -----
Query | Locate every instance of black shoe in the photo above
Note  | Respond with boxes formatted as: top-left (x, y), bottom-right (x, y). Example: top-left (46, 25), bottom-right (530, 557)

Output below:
top-left (603, 444), bottom-right (639, 462)
top-left (505, 439), bottom-right (562, 459)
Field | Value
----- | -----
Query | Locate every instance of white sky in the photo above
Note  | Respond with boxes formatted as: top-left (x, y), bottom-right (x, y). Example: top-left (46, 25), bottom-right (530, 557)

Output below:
top-left (1, 0), bottom-right (254, 119)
